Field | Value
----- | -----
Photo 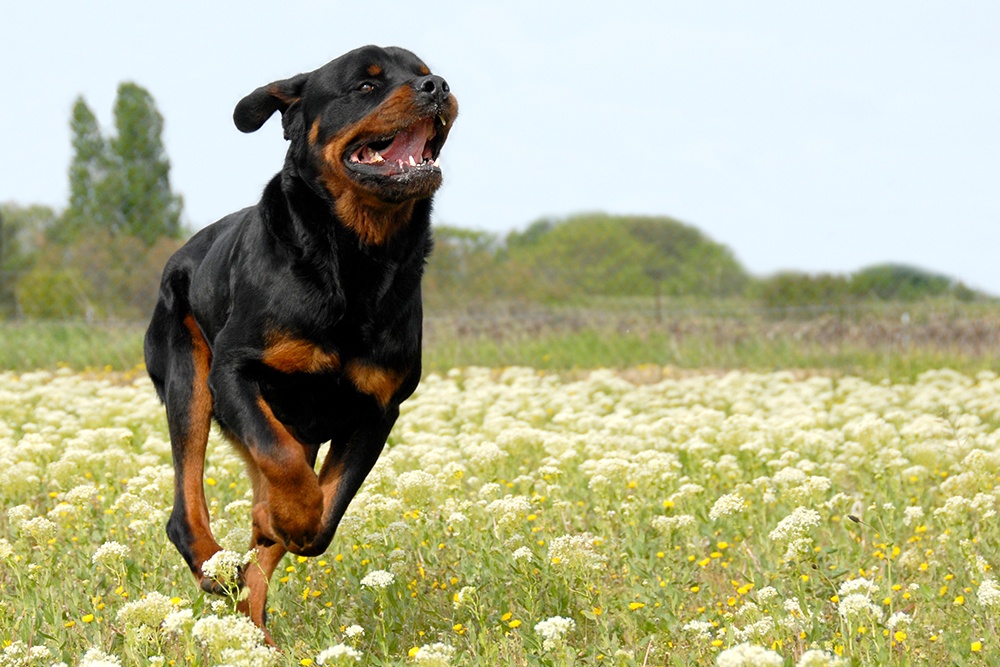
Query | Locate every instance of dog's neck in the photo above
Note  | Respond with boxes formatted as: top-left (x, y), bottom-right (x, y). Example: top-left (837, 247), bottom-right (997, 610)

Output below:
top-left (270, 172), bottom-right (430, 261)
top-left (332, 191), bottom-right (416, 247)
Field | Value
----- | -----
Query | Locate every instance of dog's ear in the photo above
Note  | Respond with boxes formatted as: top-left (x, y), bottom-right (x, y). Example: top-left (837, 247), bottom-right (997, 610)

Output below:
top-left (233, 73), bottom-right (310, 135)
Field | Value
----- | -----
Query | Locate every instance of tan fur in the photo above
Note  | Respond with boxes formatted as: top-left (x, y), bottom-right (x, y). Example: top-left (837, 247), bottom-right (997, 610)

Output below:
top-left (180, 315), bottom-right (222, 572)
top-left (345, 359), bottom-right (407, 407)
top-left (262, 330), bottom-right (340, 373)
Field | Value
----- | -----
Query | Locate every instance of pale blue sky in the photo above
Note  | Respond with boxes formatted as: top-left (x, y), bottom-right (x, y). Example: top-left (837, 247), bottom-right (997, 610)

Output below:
top-left (3, 1), bottom-right (998, 292)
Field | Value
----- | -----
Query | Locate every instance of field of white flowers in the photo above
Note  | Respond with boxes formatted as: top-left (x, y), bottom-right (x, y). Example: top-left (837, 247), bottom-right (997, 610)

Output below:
top-left (1, 366), bottom-right (999, 666)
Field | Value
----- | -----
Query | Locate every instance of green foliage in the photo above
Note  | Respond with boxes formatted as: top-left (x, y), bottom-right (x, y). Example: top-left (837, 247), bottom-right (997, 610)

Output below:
top-left (110, 83), bottom-right (183, 245)
top-left (423, 226), bottom-right (502, 307)
top-left (0, 203), bottom-right (58, 317)
top-left (757, 263), bottom-right (986, 315)
top-left (53, 97), bottom-right (112, 243)
top-left (52, 84), bottom-right (183, 247)
top-left (16, 266), bottom-right (86, 318)
top-left (427, 213), bottom-right (750, 306)
top-left (500, 213), bottom-right (749, 301)
top-left (849, 263), bottom-right (955, 301)
top-left (757, 271), bottom-right (852, 313)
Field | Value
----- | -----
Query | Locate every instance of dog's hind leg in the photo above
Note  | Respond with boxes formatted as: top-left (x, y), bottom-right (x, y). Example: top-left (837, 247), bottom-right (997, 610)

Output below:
top-left (159, 314), bottom-right (223, 591)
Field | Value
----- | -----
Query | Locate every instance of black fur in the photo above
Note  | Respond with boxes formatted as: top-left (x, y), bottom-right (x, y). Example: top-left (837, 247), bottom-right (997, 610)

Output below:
top-left (144, 45), bottom-right (457, 630)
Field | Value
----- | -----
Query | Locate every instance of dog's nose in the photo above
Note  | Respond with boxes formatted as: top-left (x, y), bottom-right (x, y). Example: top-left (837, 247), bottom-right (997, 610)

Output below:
top-left (414, 75), bottom-right (450, 104)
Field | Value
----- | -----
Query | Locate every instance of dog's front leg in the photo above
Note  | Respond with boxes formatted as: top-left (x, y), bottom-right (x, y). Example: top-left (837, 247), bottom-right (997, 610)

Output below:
top-left (308, 411), bottom-right (398, 553)
top-left (208, 359), bottom-right (325, 553)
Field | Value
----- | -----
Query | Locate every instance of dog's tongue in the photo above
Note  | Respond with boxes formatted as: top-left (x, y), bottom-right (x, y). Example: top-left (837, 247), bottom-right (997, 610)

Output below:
top-left (380, 119), bottom-right (433, 164)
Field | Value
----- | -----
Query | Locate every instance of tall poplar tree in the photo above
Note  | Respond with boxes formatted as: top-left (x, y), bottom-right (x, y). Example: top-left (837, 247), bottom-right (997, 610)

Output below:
top-left (55, 97), bottom-right (109, 243)
top-left (57, 83), bottom-right (183, 246)
top-left (109, 82), bottom-right (183, 245)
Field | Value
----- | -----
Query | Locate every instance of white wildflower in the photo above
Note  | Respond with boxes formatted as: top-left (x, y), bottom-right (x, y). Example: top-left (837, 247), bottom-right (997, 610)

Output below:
top-left (413, 642), bottom-right (455, 666)
top-left (837, 577), bottom-right (877, 597)
top-left (360, 569), bottom-right (395, 589)
top-left (783, 597), bottom-right (803, 615)
top-left (768, 507), bottom-right (821, 543)
top-left (64, 483), bottom-right (99, 505)
top-left (395, 470), bottom-right (437, 503)
top-left (534, 615), bottom-right (576, 651)
top-left (92, 540), bottom-right (130, 567)
top-left (652, 514), bottom-right (696, 532)
top-left (478, 482), bottom-right (502, 498)
top-left (117, 592), bottom-right (175, 631)
top-left (756, 586), bottom-right (779, 603)
top-left (977, 578), bottom-right (1000, 609)
top-left (903, 506), bottom-right (925, 526)
top-left (453, 585), bottom-right (476, 609)
top-left (709, 492), bottom-right (746, 520)
top-left (7, 505), bottom-right (33, 524)
top-left (682, 619), bottom-right (715, 640)
top-left (733, 616), bottom-right (775, 642)
top-left (19, 516), bottom-right (58, 543)
top-left (485, 495), bottom-right (532, 530)
top-left (796, 649), bottom-right (847, 667)
top-left (887, 611), bottom-right (911, 629)
top-left (548, 533), bottom-right (605, 570)
top-left (78, 647), bottom-right (123, 667)
top-left (191, 613), bottom-right (267, 654)
top-left (162, 608), bottom-right (194, 634)
top-left (512, 546), bottom-right (534, 563)
top-left (201, 549), bottom-right (252, 588)
top-left (316, 644), bottom-right (362, 664)
top-left (224, 499), bottom-right (252, 514)
top-left (344, 624), bottom-right (365, 638)
top-left (716, 642), bottom-right (784, 667)
top-left (837, 593), bottom-right (883, 623)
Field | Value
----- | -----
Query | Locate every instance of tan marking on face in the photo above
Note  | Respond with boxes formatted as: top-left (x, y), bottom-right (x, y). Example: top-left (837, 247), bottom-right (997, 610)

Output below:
top-left (367, 64), bottom-right (382, 77)
top-left (419, 65), bottom-right (430, 76)
top-left (318, 85), bottom-right (424, 245)
top-left (309, 118), bottom-right (321, 145)
top-left (345, 359), bottom-right (407, 407)
top-left (262, 331), bottom-right (340, 374)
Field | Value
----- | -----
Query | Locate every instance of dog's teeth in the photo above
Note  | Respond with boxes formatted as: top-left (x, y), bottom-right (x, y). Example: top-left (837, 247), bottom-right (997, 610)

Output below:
top-left (439, 115), bottom-right (447, 127)
top-left (408, 155), bottom-right (417, 167)
top-left (373, 152), bottom-right (384, 163)
top-left (433, 158), bottom-right (441, 168)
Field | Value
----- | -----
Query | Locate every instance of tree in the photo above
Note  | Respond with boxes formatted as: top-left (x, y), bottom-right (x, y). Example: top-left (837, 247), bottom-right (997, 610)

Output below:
top-left (424, 226), bottom-right (501, 308)
top-left (499, 213), bottom-right (750, 301)
top-left (53, 98), bottom-right (111, 243)
top-left (0, 203), bottom-right (58, 317)
top-left (849, 264), bottom-right (954, 301)
top-left (54, 83), bottom-right (183, 247)
top-left (109, 82), bottom-right (183, 245)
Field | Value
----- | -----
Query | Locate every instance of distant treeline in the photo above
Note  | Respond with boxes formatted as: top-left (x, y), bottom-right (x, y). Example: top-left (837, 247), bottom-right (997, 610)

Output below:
top-left (425, 213), bottom-right (987, 311)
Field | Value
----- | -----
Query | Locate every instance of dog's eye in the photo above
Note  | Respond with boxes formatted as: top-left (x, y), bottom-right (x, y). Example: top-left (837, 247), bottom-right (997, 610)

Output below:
top-left (357, 82), bottom-right (375, 94)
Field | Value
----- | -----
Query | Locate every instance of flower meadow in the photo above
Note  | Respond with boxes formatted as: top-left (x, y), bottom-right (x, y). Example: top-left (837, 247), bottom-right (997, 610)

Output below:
top-left (1, 366), bottom-right (999, 666)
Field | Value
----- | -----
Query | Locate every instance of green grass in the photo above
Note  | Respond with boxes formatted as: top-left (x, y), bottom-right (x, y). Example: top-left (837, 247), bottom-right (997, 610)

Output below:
top-left (3, 301), bottom-right (1000, 382)
top-left (0, 321), bottom-right (145, 371)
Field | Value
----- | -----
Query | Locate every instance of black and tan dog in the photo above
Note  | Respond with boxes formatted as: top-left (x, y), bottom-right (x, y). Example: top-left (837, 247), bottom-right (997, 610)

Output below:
top-left (144, 45), bottom-right (457, 637)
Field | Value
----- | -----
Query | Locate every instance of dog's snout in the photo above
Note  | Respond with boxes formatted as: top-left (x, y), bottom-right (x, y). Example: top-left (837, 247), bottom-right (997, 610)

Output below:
top-left (414, 74), bottom-right (450, 103)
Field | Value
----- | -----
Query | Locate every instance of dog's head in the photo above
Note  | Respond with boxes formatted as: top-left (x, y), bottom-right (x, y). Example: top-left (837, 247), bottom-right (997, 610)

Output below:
top-left (234, 46), bottom-right (458, 242)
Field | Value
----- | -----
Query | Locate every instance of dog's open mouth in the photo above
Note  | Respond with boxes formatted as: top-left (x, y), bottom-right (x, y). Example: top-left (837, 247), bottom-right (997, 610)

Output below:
top-left (344, 117), bottom-right (447, 178)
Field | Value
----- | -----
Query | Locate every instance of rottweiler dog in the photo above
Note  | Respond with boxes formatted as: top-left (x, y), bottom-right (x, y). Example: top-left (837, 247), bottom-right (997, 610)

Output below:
top-left (144, 45), bottom-right (457, 637)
